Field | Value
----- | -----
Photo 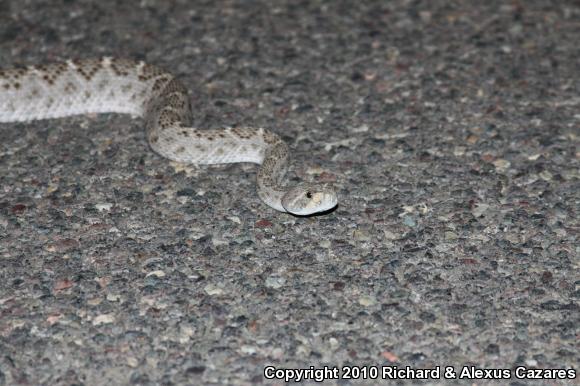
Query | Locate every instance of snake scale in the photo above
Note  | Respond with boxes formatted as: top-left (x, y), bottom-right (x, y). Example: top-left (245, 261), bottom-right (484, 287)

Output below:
top-left (0, 57), bottom-right (337, 215)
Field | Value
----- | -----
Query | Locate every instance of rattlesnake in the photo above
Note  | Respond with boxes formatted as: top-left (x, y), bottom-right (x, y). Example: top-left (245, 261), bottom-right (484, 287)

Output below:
top-left (0, 57), bottom-right (337, 215)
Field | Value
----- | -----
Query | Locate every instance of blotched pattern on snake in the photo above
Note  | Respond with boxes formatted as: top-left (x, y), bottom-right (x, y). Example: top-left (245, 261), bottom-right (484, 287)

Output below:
top-left (0, 58), bottom-right (337, 215)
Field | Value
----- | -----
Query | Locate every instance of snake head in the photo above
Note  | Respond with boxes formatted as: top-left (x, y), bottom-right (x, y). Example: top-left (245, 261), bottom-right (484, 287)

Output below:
top-left (281, 184), bottom-right (338, 216)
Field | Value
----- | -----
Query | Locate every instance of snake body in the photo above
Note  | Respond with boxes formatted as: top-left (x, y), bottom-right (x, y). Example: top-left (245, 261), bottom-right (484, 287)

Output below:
top-left (0, 58), bottom-right (337, 215)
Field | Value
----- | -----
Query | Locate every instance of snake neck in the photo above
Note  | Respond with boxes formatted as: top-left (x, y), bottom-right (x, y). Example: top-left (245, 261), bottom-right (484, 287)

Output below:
top-left (256, 141), bottom-right (290, 212)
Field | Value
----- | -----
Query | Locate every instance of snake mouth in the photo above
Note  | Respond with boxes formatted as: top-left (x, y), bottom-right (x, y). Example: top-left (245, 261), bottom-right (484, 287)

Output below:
top-left (288, 203), bottom-right (338, 217)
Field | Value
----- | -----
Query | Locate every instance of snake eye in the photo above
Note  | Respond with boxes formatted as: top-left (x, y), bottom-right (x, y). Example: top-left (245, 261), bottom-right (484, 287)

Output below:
top-left (306, 191), bottom-right (312, 199)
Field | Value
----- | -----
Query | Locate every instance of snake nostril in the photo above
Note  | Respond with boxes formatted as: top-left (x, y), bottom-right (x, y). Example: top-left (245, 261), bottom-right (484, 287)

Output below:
top-left (306, 192), bottom-right (312, 199)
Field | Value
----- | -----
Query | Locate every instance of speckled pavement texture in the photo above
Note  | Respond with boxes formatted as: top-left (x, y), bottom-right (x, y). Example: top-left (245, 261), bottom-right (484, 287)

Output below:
top-left (0, 0), bottom-right (578, 385)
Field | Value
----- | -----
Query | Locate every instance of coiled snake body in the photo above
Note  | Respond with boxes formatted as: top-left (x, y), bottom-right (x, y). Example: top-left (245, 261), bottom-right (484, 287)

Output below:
top-left (0, 58), bottom-right (337, 215)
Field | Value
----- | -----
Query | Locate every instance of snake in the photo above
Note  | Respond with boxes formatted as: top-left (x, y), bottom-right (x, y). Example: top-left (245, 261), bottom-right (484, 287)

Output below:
top-left (0, 57), bottom-right (337, 215)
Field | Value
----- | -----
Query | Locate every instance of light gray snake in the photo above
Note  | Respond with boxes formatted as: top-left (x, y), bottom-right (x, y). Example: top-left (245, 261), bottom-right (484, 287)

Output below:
top-left (0, 58), bottom-right (337, 215)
